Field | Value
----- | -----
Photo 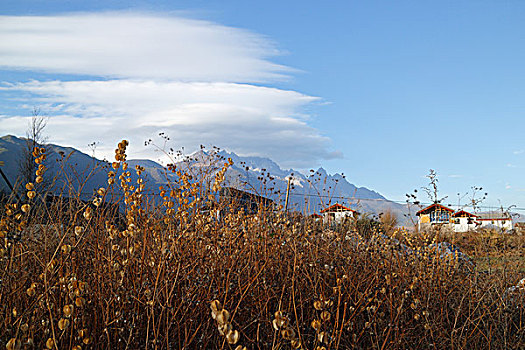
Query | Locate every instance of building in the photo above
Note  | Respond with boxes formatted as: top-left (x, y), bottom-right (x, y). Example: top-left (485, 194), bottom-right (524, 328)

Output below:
top-left (416, 203), bottom-right (454, 231)
top-left (451, 210), bottom-right (478, 232)
top-left (416, 203), bottom-right (513, 232)
top-left (218, 187), bottom-right (275, 214)
top-left (320, 203), bottom-right (358, 224)
top-left (476, 211), bottom-right (513, 230)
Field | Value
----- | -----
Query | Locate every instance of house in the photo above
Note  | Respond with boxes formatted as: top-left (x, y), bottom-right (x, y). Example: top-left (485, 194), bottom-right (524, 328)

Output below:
top-left (416, 203), bottom-right (514, 232)
top-left (416, 203), bottom-right (454, 231)
top-left (320, 203), bottom-right (358, 224)
top-left (476, 211), bottom-right (513, 231)
top-left (309, 213), bottom-right (323, 222)
top-left (218, 187), bottom-right (275, 214)
top-left (451, 210), bottom-right (478, 232)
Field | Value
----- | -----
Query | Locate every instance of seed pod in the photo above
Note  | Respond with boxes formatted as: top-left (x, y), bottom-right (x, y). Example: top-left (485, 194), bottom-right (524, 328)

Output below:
top-left (226, 330), bottom-right (240, 345)
top-left (46, 338), bottom-right (55, 349)
top-left (311, 319), bottom-right (321, 331)
top-left (75, 297), bottom-right (85, 307)
top-left (218, 322), bottom-right (232, 336)
top-left (216, 309), bottom-right (230, 325)
top-left (63, 304), bottom-right (74, 317)
top-left (280, 327), bottom-right (295, 340)
top-left (291, 339), bottom-right (302, 349)
top-left (314, 300), bottom-right (324, 311)
top-left (321, 311), bottom-right (331, 322)
top-left (6, 338), bottom-right (21, 350)
top-left (58, 318), bottom-right (70, 330)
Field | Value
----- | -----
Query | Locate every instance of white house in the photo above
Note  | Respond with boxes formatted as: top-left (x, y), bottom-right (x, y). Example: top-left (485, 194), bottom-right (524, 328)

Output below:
top-left (476, 211), bottom-right (513, 231)
top-left (321, 203), bottom-right (358, 224)
top-left (451, 210), bottom-right (478, 232)
top-left (416, 203), bottom-right (514, 232)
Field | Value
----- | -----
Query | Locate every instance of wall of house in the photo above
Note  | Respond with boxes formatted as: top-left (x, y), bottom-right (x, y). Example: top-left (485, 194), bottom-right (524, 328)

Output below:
top-left (479, 219), bottom-right (513, 230)
top-left (322, 211), bottom-right (354, 224)
top-left (453, 217), bottom-right (477, 232)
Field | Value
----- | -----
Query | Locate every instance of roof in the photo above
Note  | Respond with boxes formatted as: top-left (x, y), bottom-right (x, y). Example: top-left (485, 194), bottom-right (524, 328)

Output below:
top-left (452, 210), bottom-right (478, 218)
top-left (310, 213), bottom-right (322, 218)
top-left (476, 211), bottom-right (511, 220)
top-left (320, 203), bottom-right (356, 213)
top-left (416, 203), bottom-right (454, 216)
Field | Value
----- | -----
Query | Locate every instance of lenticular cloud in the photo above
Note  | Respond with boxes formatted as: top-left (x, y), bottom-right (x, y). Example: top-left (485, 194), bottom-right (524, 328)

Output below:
top-left (0, 12), bottom-right (336, 168)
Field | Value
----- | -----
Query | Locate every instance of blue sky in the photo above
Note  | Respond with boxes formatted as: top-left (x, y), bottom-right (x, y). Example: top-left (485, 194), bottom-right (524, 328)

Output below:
top-left (1, 1), bottom-right (524, 210)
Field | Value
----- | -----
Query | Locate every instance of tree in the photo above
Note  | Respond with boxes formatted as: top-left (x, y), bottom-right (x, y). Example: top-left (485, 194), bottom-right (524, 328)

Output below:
top-left (18, 108), bottom-right (49, 185)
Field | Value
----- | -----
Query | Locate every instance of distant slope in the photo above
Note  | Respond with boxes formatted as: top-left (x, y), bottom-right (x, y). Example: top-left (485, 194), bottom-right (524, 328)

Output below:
top-left (0, 135), bottom-right (412, 224)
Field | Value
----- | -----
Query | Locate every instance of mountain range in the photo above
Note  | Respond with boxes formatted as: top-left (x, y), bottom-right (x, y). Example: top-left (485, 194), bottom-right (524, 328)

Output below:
top-left (0, 135), bottom-right (412, 224)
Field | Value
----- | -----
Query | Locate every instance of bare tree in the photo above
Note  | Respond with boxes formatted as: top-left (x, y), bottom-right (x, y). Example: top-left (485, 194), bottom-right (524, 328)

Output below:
top-left (18, 108), bottom-right (49, 185)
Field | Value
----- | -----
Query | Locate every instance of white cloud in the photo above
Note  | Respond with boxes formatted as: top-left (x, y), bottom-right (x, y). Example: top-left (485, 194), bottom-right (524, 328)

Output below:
top-left (513, 150), bottom-right (524, 155)
top-left (0, 12), bottom-right (336, 168)
top-left (0, 13), bottom-right (291, 82)
top-left (0, 80), bottom-right (330, 168)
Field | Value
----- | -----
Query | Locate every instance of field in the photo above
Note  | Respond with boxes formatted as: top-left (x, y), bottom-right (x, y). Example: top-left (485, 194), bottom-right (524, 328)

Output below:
top-left (1, 142), bottom-right (524, 349)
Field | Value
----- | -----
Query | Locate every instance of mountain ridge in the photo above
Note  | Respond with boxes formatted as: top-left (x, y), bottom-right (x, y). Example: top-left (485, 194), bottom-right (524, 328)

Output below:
top-left (0, 135), bottom-right (410, 223)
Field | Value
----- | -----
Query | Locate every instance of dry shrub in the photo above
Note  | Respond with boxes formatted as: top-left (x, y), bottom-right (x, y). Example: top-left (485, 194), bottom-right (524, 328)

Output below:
top-left (0, 141), bottom-right (524, 349)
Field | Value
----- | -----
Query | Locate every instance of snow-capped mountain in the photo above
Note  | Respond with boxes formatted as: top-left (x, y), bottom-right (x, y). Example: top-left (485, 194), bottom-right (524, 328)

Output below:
top-left (0, 135), bottom-right (410, 222)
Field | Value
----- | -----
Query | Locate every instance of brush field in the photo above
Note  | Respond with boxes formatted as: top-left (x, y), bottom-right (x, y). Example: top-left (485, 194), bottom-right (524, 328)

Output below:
top-left (1, 142), bottom-right (524, 349)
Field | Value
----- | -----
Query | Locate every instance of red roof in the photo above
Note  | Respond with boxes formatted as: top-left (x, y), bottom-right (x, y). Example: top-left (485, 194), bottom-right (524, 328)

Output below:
top-left (320, 203), bottom-right (356, 213)
top-left (416, 203), bottom-right (454, 216)
top-left (310, 213), bottom-right (322, 218)
top-left (452, 210), bottom-right (478, 218)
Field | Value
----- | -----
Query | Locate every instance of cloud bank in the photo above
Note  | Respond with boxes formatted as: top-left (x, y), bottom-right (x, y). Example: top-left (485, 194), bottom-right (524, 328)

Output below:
top-left (0, 12), bottom-right (336, 168)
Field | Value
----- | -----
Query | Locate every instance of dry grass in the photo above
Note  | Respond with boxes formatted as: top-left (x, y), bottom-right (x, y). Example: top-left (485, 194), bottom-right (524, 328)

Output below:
top-left (0, 141), bottom-right (524, 349)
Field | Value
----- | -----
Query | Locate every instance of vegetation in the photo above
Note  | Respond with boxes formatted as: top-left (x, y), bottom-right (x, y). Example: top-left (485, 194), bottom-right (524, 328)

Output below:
top-left (0, 141), bottom-right (523, 349)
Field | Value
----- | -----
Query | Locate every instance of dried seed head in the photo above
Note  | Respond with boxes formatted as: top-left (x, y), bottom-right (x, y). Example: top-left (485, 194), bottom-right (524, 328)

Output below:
top-left (216, 309), bottom-right (230, 325)
top-left (97, 187), bottom-right (106, 196)
top-left (26, 287), bottom-right (35, 297)
top-left (35, 175), bottom-right (43, 183)
top-left (63, 304), bottom-right (74, 317)
top-left (72, 346), bottom-right (82, 350)
top-left (280, 327), bottom-right (295, 340)
top-left (21, 204), bottom-right (30, 213)
top-left (291, 339), bottom-right (302, 349)
top-left (210, 300), bottom-right (222, 313)
top-left (20, 323), bottom-right (29, 332)
top-left (6, 338), bottom-right (21, 350)
top-left (218, 322), bottom-right (232, 336)
top-left (45, 338), bottom-right (55, 349)
top-left (318, 331), bottom-right (329, 344)
top-left (320, 311), bottom-right (331, 322)
top-left (27, 191), bottom-right (36, 199)
top-left (61, 244), bottom-right (72, 254)
top-left (58, 318), bottom-right (70, 330)
top-left (83, 207), bottom-right (92, 220)
top-left (25, 183), bottom-right (34, 191)
top-left (75, 226), bottom-right (84, 236)
top-left (311, 319), bottom-right (321, 331)
top-left (75, 297), bottom-right (86, 307)
top-left (226, 330), bottom-right (240, 345)
top-left (314, 300), bottom-right (324, 311)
